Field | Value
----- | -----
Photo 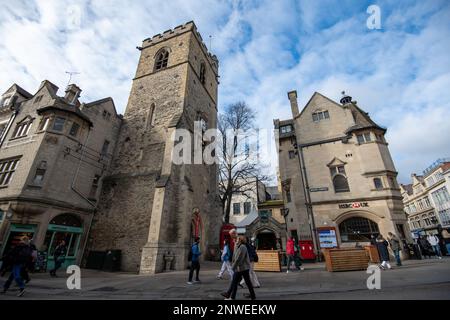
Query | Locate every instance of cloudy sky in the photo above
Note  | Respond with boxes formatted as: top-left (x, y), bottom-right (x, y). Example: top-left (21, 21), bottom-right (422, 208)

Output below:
top-left (1, 0), bottom-right (449, 183)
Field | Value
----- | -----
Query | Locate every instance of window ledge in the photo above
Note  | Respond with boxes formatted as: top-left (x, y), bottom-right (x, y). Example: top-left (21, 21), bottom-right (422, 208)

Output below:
top-left (0, 185), bottom-right (9, 189)
top-left (9, 135), bottom-right (29, 141)
top-left (27, 184), bottom-right (43, 189)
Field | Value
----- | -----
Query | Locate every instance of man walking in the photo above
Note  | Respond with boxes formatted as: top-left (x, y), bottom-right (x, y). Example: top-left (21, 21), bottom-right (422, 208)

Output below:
top-left (50, 240), bottom-right (67, 277)
top-left (1, 236), bottom-right (32, 297)
top-left (187, 237), bottom-right (201, 284)
top-left (388, 232), bottom-right (402, 266)
top-left (427, 234), bottom-right (443, 259)
top-left (217, 239), bottom-right (233, 280)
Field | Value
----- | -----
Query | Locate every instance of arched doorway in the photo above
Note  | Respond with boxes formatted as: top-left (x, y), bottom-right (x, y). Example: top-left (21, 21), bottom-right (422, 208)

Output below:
top-left (256, 229), bottom-right (277, 250)
top-left (43, 213), bottom-right (83, 270)
top-left (338, 216), bottom-right (380, 243)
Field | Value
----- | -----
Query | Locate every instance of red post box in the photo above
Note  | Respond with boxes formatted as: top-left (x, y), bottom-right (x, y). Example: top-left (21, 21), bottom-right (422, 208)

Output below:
top-left (299, 240), bottom-right (316, 260)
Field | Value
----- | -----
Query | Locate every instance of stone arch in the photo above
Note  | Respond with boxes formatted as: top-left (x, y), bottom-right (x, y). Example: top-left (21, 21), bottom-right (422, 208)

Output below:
top-left (48, 213), bottom-right (83, 228)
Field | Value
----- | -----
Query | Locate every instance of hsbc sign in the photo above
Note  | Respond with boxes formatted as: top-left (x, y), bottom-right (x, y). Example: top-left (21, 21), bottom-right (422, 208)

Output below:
top-left (338, 202), bottom-right (369, 209)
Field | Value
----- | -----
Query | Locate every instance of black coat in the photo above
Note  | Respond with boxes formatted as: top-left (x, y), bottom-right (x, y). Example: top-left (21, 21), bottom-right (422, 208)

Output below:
top-left (376, 240), bottom-right (390, 261)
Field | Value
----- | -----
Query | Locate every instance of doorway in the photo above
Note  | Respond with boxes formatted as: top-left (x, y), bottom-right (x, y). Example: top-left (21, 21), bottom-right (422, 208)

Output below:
top-left (256, 230), bottom-right (277, 250)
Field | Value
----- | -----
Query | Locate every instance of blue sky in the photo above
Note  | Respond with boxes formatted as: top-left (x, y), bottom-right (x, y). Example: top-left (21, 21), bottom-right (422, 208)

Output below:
top-left (0, 0), bottom-right (449, 183)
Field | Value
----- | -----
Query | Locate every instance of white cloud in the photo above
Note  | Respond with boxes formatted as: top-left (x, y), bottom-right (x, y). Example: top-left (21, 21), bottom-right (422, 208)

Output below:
top-left (0, 0), bottom-right (449, 184)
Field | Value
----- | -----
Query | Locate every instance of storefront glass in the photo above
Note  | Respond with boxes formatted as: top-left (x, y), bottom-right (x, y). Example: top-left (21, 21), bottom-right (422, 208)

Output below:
top-left (1, 224), bottom-right (37, 256)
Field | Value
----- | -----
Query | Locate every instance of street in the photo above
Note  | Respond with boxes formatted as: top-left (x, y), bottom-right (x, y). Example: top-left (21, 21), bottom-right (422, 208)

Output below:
top-left (1, 257), bottom-right (449, 300)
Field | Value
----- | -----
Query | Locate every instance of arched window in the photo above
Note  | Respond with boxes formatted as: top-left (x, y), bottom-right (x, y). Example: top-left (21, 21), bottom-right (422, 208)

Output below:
top-left (373, 178), bottom-right (383, 190)
top-left (155, 49), bottom-right (169, 71)
top-left (339, 217), bottom-right (379, 242)
top-left (50, 214), bottom-right (82, 228)
top-left (199, 62), bottom-right (206, 84)
top-left (333, 175), bottom-right (350, 193)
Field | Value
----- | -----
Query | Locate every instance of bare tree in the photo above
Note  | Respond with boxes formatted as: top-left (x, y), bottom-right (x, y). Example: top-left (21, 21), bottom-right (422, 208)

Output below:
top-left (217, 102), bottom-right (270, 224)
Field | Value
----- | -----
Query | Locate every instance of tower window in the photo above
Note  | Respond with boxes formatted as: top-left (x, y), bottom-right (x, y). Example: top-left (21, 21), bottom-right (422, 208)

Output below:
top-left (155, 49), bottom-right (169, 71)
top-left (199, 63), bottom-right (206, 85)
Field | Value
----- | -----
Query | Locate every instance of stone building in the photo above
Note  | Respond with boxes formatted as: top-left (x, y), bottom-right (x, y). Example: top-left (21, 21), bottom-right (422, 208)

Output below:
top-left (274, 90), bottom-right (411, 257)
top-left (232, 179), bottom-right (287, 250)
top-left (87, 21), bottom-right (222, 274)
top-left (401, 158), bottom-right (450, 236)
top-left (0, 81), bottom-right (121, 270)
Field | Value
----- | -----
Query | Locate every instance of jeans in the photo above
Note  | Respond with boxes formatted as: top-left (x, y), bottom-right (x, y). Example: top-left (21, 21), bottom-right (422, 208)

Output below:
top-left (432, 245), bottom-right (442, 257)
top-left (188, 261), bottom-right (200, 282)
top-left (393, 249), bottom-right (402, 266)
top-left (3, 264), bottom-right (25, 290)
top-left (51, 259), bottom-right (64, 274)
top-left (230, 269), bottom-right (255, 300)
top-left (218, 261), bottom-right (233, 278)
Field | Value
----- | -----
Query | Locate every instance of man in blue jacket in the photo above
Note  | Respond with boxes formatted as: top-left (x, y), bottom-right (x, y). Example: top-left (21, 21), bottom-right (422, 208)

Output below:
top-left (187, 237), bottom-right (201, 284)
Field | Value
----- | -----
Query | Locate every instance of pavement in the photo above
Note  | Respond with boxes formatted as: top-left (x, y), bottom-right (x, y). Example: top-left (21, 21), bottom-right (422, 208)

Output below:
top-left (1, 257), bottom-right (450, 300)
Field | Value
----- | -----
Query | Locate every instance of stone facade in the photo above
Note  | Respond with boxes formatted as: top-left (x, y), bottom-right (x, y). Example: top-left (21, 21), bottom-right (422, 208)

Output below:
top-left (87, 21), bottom-right (222, 274)
top-left (401, 159), bottom-right (450, 236)
top-left (0, 81), bottom-right (121, 268)
top-left (274, 91), bottom-right (411, 257)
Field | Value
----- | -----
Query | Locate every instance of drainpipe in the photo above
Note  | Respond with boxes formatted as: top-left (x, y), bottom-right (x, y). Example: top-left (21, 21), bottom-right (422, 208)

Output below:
top-left (70, 126), bottom-right (98, 266)
top-left (297, 144), bottom-right (321, 262)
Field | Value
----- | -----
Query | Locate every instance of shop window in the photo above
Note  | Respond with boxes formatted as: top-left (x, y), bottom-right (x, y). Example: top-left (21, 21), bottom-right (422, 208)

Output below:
top-left (373, 178), bottom-right (383, 190)
top-left (0, 157), bottom-right (20, 187)
top-left (52, 117), bottom-right (66, 132)
top-left (339, 217), bottom-right (380, 242)
top-left (244, 202), bottom-right (251, 215)
top-left (233, 203), bottom-right (241, 215)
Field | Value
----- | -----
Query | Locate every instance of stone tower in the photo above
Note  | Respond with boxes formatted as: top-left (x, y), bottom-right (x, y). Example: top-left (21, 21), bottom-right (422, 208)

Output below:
top-left (88, 21), bottom-right (221, 274)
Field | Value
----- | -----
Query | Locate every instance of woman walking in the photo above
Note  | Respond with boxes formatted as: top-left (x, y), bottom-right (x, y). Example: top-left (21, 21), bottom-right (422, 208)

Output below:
top-left (217, 239), bottom-right (233, 280)
top-left (376, 234), bottom-right (391, 270)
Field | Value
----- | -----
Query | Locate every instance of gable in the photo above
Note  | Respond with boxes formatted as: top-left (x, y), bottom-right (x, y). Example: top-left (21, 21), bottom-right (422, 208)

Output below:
top-left (327, 157), bottom-right (347, 167)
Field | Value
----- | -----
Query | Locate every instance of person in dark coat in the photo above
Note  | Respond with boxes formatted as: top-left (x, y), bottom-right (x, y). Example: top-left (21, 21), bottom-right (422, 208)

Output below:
top-left (50, 240), bottom-right (67, 277)
top-left (376, 235), bottom-right (391, 270)
top-left (417, 235), bottom-right (433, 258)
top-left (1, 236), bottom-right (32, 297)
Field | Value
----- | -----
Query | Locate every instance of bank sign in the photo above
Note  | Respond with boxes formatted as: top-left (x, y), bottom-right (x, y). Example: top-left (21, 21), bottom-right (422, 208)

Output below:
top-left (338, 202), bottom-right (369, 209)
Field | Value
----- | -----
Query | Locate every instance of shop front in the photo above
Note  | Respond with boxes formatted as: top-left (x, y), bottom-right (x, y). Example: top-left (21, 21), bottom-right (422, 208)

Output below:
top-left (43, 214), bottom-right (83, 270)
top-left (1, 223), bottom-right (37, 256)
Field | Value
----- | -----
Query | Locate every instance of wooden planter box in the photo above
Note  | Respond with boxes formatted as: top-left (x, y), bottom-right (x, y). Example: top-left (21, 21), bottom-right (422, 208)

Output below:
top-left (323, 248), bottom-right (370, 272)
top-left (253, 250), bottom-right (281, 272)
top-left (364, 245), bottom-right (380, 263)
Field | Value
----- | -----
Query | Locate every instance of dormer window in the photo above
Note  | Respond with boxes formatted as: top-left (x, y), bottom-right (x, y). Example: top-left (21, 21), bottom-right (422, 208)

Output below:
top-left (312, 110), bottom-right (329, 122)
top-left (12, 117), bottom-right (33, 139)
top-left (155, 49), bottom-right (169, 71)
top-left (356, 132), bottom-right (372, 144)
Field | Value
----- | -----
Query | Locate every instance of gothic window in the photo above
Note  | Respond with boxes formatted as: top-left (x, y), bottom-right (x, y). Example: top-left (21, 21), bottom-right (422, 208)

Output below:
top-left (199, 62), bottom-right (206, 85)
top-left (155, 49), bottom-right (169, 71)
top-left (373, 177), bottom-right (383, 190)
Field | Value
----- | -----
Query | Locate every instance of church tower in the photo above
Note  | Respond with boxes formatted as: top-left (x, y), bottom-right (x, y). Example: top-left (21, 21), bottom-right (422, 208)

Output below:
top-left (88, 21), bottom-right (221, 274)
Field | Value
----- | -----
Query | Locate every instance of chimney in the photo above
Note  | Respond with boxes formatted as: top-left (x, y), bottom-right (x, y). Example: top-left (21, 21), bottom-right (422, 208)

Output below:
top-left (65, 84), bottom-right (82, 105)
top-left (287, 90), bottom-right (299, 117)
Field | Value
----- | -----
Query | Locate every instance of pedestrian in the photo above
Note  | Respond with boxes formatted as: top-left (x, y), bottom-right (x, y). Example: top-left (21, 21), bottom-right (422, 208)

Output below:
top-left (418, 235), bottom-right (433, 258)
top-left (285, 237), bottom-right (296, 273)
top-left (217, 239), bottom-right (233, 280)
top-left (1, 236), bottom-right (33, 297)
top-left (388, 232), bottom-right (402, 266)
top-left (427, 234), bottom-right (442, 259)
top-left (293, 240), bottom-right (304, 271)
top-left (21, 240), bottom-right (37, 283)
top-left (50, 240), bottom-right (67, 277)
top-left (376, 234), bottom-right (391, 270)
top-left (221, 235), bottom-right (256, 300)
top-left (187, 237), bottom-right (201, 284)
top-left (240, 237), bottom-right (260, 288)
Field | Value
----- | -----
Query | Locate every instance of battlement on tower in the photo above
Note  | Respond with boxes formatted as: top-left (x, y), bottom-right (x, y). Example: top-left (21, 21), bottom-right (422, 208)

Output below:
top-left (141, 21), bottom-right (218, 73)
